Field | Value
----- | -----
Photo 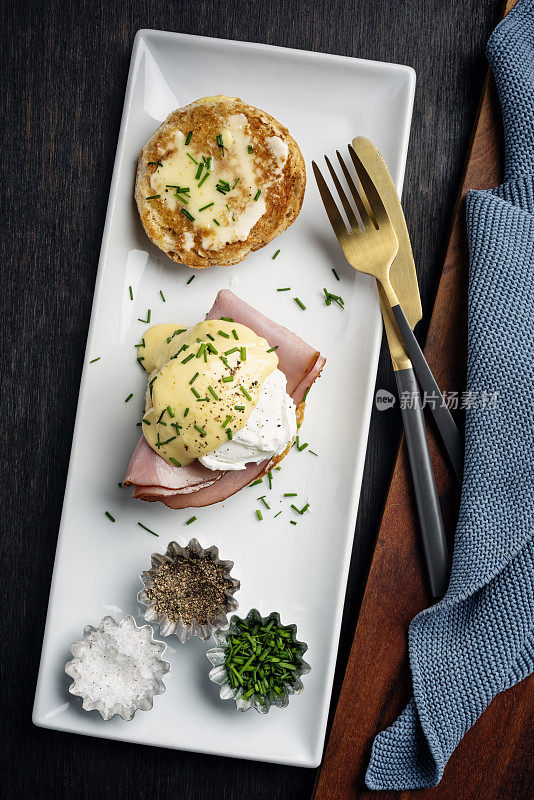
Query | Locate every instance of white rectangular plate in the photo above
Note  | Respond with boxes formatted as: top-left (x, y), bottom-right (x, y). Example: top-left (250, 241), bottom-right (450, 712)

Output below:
top-left (33, 30), bottom-right (414, 767)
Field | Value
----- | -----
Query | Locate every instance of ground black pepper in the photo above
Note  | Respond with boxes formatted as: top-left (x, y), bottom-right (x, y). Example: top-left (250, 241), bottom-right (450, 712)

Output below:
top-left (146, 553), bottom-right (231, 624)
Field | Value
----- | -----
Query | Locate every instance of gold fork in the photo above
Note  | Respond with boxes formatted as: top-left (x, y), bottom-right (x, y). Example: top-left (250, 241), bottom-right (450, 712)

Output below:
top-left (313, 145), bottom-right (462, 481)
top-left (313, 147), bottom-right (451, 597)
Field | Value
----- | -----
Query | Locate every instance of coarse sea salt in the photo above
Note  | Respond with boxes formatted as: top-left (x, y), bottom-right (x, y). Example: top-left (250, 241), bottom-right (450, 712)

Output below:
top-left (65, 616), bottom-right (170, 720)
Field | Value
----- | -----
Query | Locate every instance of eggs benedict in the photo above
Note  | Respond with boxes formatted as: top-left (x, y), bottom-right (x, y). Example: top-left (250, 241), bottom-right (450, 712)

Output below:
top-left (123, 291), bottom-right (325, 509)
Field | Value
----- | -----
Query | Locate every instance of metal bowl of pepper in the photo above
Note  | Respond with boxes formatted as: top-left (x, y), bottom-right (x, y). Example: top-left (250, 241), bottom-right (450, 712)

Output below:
top-left (138, 538), bottom-right (240, 643)
top-left (206, 608), bottom-right (311, 713)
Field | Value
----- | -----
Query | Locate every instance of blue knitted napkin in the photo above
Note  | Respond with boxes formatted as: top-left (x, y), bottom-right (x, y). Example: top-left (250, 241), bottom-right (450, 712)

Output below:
top-left (366, 0), bottom-right (534, 789)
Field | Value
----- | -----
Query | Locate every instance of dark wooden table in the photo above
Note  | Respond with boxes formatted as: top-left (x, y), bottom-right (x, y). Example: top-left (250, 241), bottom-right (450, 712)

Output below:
top-left (1, 1), bottom-right (503, 797)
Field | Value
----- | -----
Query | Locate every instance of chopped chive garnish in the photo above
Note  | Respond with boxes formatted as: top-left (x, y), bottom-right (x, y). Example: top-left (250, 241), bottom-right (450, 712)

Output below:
top-left (253, 189), bottom-right (261, 201)
top-left (169, 457), bottom-right (181, 467)
top-left (207, 343), bottom-right (218, 354)
top-left (303, 387), bottom-right (310, 401)
top-left (258, 496), bottom-right (270, 510)
top-left (309, 450), bottom-right (318, 456)
top-left (191, 387), bottom-right (201, 398)
top-left (226, 428), bottom-right (233, 440)
top-left (274, 511), bottom-right (283, 518)
top-left (272, 249), bottom-right (281, 259)
top-left (221, 316), bottom-right (233, 322)
top-left (256, 510), bottom-right (263, 521)
top-left (181, 353), bottom-right (195, 364)
top-left (222, 375), bottom-right (234, 382)
top-left (195, 163), bottom-right (204, 180)
top-left (129, 285), bottom-right (133, 300)
top-left (184, 407), bottom-right (189, 417)
top-left (268, 471), bottom-right (273, 490)
top-left (159, 290), bottom-right (165, 302)
top-left (235, 405), bottom-right (245, 411)
top-left (296, 437), bottom-right (308, 452)
top-left (248, 145), bottom-right (253, 154)
top-left (89, 357), bottom-right (100, 363)
top-left (146, 194), bottom-right (161, 200)
top-left (138, 522), bottom-right (159, 537)
top-left (206, 333), bottom-right (215, 341)
top-left (212, 218), bottom-right (220, 226)
top-left (240, 347), bottom-right (246, 361)
top-left (208, 385), bottom-right (219, 400)
top-left (277, 287), bottom-right (291, 292)
top-left (266, 346), bottom-right (279, 353)
top-left (290, 520), bottom-right (297, 526)
top-left (293, 297), bottom-right (306, 310)
top-left (186, 516), bottom-right (197, 525)
top-left (231, 177), bottom-right (240, 189)
top-left (181, 208), bottom-right (195, 221)
top-left (185, 131), bottom-right (193, 145)
top-left (105, 511), bottom-right (116, 522)
top-left (332, 267), bottom-right (340, 281)
top-left (187, 275), bottom-right (195, 285)
top-left (124, 393), bottom-right (134, 403)
top-left (199, 202), bottom-right (214, 212)
top-left (284, 493), bottom-right (297, 497)
top-left (221, 415), bottom-right (232, 428)
top-left (194, 423), bottom-right (206, 437)
top-left (300, 503), bottom-right (310, 514)
top-left (196, 343), bottom-right (206, 358)
top-left (232, 329), bottom-right (239, 340)
top-left (189, 372), bottom-right (199, 385)
top-left (148, 160), bottom-right (163, 166)
top-left (291, 504), bottom-right (302, 515)
top-left (186, 153), bottom-right (198, 164)
top-left (224, 346), bottom-right (239, 355)
top-left (323, 287), bottom-right (345, 309)
top-left (175, 194), bottom-right (189, 204)
top-left (218, 329), bottom-right (230, 338)
top-left (198, 172), bottom-right (210, 188)
top-left (216, 134), bottom-right (225, 153)
top-left (240, 385), bottom-right (252, 401)
top-left (250, 479), bottom-right (263, 487)
top-left (142, 418), bottom-right (151, 425)
top-left (137, 308), bottom-right (151, 323)
top-left (134, 339), bottom-right (145, 348)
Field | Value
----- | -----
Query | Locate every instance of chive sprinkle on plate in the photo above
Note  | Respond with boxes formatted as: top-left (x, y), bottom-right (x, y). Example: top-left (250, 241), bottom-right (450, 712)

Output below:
top-left (105, 511), bottom-right (116, 522)
top-left (332, 267), bottom-right (340, 281)
top-left (89, 357), bottom-right (101, 363)
top-left (159, 290), bottom-right (166, 302)
top-left (129, 285), bottom-right (133, 300)
top-left (293, 297), bottom-right (306, 310)
top-left (187, 275), bottom-right (195, 285)
top-left (124, 393), bottom-right (133, 403)
top-left (185, 516), bottom-right (197, 525)
top-left (272, 249), bottom-right (281, 260)
top-left (138, 522), bottom-right (158, 537)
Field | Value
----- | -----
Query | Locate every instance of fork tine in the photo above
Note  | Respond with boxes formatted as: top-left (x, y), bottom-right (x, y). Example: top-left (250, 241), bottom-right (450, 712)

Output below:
top-left (348, 144), bottom-right (391, 229)
top-left (336, 150), bottom-right (371, 229)
top-left (312, 160), bottom-right (346, 240)
top-left (324, 155), bottom-right (360, 231)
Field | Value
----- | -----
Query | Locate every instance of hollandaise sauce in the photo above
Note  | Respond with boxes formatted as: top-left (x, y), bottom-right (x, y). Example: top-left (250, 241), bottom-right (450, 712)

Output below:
top-left (137, 320), bottom-right (278, 467)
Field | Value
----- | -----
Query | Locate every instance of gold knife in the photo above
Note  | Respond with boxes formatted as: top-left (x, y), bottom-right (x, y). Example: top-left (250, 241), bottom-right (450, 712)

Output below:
top-left (352, 136), bottom-right (449, 597)
top-left (353, 137), bottom-right (463, 482)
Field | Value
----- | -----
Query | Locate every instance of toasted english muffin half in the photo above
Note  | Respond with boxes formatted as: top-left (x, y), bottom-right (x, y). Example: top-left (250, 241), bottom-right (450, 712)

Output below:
top-left (135, 96), bottom-right (306, 268)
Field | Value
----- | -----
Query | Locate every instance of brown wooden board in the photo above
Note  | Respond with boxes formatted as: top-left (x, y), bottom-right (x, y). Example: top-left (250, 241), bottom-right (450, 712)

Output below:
top-left (312, 1), bottom-right (534, 798)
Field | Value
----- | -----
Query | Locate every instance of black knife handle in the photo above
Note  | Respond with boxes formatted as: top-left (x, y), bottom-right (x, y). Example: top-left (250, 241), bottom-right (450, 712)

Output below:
top-left (395, 367), bottom-right (449, 598)
top-left (391, 304), bottom-right (464, 483)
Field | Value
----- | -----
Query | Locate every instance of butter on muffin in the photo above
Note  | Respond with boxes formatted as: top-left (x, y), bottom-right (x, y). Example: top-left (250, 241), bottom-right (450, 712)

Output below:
top-left (135, 96), bottom-right (306, 268)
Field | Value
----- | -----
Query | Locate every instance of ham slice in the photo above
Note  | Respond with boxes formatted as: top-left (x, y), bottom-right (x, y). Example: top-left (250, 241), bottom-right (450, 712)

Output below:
top-left (123, 290), bottom-right (325, 508)
top-left (123, 436), bottom-right (222, 490)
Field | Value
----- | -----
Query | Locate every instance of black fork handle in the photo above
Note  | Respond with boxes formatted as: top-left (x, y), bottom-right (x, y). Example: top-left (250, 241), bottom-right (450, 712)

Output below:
top-left (392, 304), bottom-right (464, 483)
top-left (395, 367), bottom-right (449, 598)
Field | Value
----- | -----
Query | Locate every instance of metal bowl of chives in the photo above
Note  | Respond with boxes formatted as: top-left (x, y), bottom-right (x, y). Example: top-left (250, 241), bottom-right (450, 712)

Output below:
top-left (206, 608), bottom-right (311, 713)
